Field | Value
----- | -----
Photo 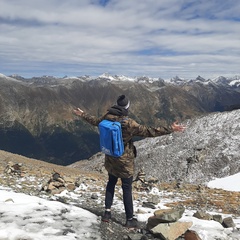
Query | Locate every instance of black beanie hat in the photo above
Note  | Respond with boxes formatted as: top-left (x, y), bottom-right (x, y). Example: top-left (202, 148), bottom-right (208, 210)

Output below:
top-left (117, 95), bottom-right (130, 109)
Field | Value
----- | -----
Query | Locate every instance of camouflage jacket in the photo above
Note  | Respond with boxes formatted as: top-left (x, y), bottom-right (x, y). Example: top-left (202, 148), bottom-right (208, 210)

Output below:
top-left (80, 105), bottom-right (173, 178)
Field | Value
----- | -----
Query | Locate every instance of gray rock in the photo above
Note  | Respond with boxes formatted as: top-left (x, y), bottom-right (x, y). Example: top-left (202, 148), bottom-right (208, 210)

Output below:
top-left (142, 202), bottom-right (156, 209)
top-left (91, 193), bottom-right (98, 199)
top-left (222, 216), bottom-right (236, 228)
top-left (147, 195), bottom-right (160, 205)
top-left (154, 207), bottom-right (185, 223)
top-left (150, 221), bottom-right (193, 240)
top-left (193, 211), bottom-right (212, 220)
top-left (212, 214), bottom-right (223, 224)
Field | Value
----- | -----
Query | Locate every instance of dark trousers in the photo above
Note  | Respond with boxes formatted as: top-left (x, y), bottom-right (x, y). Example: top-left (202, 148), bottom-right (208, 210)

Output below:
top-left (105, 174), bottom-right (133, 220)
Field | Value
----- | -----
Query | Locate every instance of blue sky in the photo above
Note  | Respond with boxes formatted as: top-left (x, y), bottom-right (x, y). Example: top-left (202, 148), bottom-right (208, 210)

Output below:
top-left (0, 0), bottom-right (239, 79)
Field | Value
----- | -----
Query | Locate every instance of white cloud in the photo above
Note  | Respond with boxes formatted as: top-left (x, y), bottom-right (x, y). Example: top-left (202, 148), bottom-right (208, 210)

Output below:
top-left (0, 0), bottom-right (240, 78)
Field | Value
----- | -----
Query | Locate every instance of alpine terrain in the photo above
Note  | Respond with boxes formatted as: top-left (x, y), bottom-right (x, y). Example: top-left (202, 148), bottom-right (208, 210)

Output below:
top-left (0, 73), bottom-right (240, 166)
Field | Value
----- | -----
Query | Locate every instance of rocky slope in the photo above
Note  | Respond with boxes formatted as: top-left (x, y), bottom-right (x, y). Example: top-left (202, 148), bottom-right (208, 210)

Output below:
top-left (70, 109), bottom-right (240, 184)
top-left (0, 149), bottom-right (239, 239)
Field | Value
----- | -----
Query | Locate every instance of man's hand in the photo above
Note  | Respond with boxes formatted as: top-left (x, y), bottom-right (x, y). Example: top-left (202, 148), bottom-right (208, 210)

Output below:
top-left (73, 108), bottom-right (84, 116)
top-left (171, 121), bottom-right (186, 132)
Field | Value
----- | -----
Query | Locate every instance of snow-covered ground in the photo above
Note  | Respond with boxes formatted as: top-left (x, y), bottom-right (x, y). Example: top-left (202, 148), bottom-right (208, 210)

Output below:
top-left (0, 173), bottom-right (239, 240)
top-left (207, 172), bottom-right (240, 192)
top-left (0, 187), bottom-right (101, 240)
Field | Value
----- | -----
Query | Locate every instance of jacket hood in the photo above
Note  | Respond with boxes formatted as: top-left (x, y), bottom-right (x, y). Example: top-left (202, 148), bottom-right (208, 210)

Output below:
top-left (107, 105), bottom-right (128, 116)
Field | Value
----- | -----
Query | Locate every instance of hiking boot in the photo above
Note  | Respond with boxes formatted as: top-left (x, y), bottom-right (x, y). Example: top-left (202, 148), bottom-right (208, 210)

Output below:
top-left (125, 218), bottom-right (139, 229)
top-left (102, 211), bottom-right (111, 222)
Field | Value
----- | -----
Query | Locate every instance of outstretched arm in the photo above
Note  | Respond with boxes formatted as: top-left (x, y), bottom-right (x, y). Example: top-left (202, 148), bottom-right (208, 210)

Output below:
top-left (122, 119), bottom-right (186, 138)
top-left (171, 121), bottom-right (186, 132)
top-left (73, 108), bottom-right (84, 117)
top-left (73, 107), bottom-right (104, 126)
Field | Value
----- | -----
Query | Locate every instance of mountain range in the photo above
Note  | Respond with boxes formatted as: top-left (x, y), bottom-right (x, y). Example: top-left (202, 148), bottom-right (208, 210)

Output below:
top-left (0, 73), bottom-right (240, 165)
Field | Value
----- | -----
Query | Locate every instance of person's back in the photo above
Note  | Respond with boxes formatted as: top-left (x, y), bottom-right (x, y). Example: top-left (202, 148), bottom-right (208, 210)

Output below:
top-left (73, 94), bottom-right (185, 228)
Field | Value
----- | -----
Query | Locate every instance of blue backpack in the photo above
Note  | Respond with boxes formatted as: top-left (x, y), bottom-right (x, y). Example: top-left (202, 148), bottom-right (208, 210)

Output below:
top-left (98, 119), bottom-right (124, 157)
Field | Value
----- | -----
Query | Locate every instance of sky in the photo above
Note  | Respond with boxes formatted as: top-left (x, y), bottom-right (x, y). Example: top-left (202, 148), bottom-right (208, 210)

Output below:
top-left (0, 0), bottom-right (240, 79)
top-left (0, 173), bottom-right (239, 240)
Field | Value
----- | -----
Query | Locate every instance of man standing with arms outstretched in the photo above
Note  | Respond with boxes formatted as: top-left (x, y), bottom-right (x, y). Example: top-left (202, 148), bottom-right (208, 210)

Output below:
top-left (73, 94), bottom-right (185, 228)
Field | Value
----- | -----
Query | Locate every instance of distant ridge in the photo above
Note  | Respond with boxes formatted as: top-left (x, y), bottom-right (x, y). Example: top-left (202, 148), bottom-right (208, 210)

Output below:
top-left (6, 72), bottom-right (240, 88)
